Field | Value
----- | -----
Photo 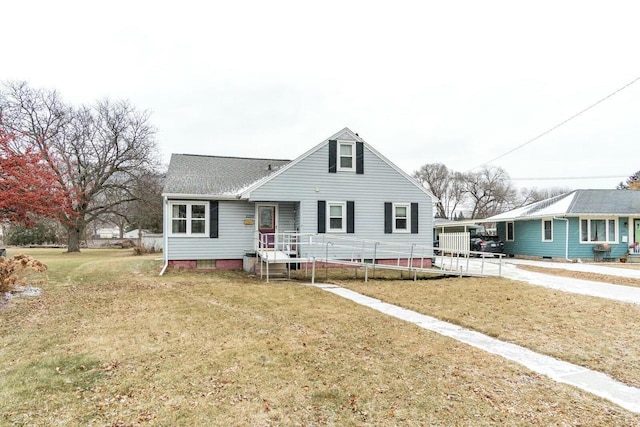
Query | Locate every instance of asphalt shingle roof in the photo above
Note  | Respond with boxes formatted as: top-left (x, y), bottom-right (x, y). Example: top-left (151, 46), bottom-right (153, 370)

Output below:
top-left (163, 154), bottom-right (291, 197)
top-left (568, 189), bottom-right (640, 215)
top-left (487, 189), bottom-right (640, 221)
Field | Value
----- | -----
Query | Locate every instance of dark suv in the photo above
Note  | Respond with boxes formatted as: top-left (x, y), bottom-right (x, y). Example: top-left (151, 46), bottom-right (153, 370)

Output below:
top-left (470, 234), bottom-right (504, 255)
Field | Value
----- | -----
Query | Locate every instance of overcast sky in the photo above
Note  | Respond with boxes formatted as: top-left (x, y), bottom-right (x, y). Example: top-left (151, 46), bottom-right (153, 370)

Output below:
top-left (3, 0), bottom-right (639, 190)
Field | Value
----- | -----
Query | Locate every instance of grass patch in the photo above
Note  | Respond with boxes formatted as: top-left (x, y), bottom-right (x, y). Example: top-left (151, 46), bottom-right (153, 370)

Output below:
top-left (1, 353), bottom-right (103, 398)
top-left (1, 249), bottom-right (639, 425)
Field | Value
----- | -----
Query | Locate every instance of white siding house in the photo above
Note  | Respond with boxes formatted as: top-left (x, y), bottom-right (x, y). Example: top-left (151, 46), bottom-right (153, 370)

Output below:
top-left (162, 128), bottom-right (435, 269)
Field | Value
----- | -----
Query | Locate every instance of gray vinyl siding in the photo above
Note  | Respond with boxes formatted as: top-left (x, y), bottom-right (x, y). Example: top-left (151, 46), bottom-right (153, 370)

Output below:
top-left (167, 200), bottom-right (255, 260)
top-left (248, 143), bottom-right (433, 258)
top-left (278, 202), bottom-right (298, 233)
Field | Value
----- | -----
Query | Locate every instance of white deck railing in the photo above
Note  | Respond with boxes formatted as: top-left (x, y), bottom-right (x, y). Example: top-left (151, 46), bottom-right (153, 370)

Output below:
top-left (255, 232), bottom-right (504, 282)
top-left (438, 232), bottom-right (470, 254)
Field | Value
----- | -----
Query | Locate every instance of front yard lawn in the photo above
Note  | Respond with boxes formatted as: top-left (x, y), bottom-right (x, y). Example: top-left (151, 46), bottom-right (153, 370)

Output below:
top-left (1, 249), bottom-right (639, 426)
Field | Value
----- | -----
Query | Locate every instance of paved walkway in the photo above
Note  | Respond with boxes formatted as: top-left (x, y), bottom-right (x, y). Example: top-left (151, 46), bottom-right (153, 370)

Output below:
top-left (308, 282), bottom-right (640, 414)
top-left (507, 258), bottom-right (640, 280)
top-left (435, 257), bottom-right (640, 304)
top-left (500, 262), bottom-right (640, 305)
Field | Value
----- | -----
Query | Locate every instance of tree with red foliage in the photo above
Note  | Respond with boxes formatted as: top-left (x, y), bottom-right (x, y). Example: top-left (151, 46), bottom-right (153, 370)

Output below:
top-left (0, 81), bottom-right (157, 252)
top-left (0, 129), bottom-right (66, 224)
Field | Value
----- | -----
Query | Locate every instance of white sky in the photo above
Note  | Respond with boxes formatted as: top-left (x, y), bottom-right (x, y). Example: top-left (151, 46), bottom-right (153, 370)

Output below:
top-left (3, 0), bottom-right (640, 190)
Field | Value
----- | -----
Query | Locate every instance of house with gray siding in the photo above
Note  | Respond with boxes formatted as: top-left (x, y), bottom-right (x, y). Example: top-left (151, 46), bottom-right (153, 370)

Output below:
top-left (484, 189), bottom-right (640, 262)
top-left (161, 128), bottom-right (435, 270)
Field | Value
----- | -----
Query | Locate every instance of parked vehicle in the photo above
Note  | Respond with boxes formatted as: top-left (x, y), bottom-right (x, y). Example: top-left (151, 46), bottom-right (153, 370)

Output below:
top-left (470, 234), bottom-right (504, 255)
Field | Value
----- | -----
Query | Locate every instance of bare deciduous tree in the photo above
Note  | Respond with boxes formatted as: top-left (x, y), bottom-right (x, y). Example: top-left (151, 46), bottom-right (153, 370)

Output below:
top-left (0, 81), bottom-right (158, 252)
top-left (518, 186), bottom-right (571, 207)
top-left (413, 163), bottom-right (466, 219)
top-left (462, 166), bottom-right (516, 219)
top-left (617, 170), bottom-right (640, 189)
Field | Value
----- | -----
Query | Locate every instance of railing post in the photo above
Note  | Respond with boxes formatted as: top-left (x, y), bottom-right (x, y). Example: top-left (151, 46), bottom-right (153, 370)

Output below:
top-left (465, 251), bottom-right (470, 273)
top-left (325, 241), bottom-right (333, 280)
top-left (373, 242), bottom-right (379, 278)
top-left (409, 243), bottom-right (415, 268)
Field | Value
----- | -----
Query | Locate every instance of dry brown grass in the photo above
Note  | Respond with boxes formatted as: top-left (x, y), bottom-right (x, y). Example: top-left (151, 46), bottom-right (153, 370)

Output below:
top-left (517, 264), bottom-right (640, 288)
top-left (330, 272), bottom-right (640, 389)
top-left (611, 263), bottom-right (640, 270)
top-left (1, 250), bottom-right (640, 425)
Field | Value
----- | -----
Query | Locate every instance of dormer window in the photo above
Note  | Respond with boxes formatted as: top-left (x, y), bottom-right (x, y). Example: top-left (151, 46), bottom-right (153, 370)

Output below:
top-left (338, 141), bottom-right (355, 171)
top-left (328, 139), bottom-right (364, 174)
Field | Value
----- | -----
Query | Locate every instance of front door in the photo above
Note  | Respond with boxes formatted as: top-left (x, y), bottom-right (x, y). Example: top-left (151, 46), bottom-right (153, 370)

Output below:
top-left (257, 204), bottom-right (277, 248)
top-left (635, 219), bottom-right (640, 253)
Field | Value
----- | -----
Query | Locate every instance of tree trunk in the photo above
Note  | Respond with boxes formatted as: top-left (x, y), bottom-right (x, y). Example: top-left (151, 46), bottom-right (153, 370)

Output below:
top-left (66, 223), bottom-right (84, 253)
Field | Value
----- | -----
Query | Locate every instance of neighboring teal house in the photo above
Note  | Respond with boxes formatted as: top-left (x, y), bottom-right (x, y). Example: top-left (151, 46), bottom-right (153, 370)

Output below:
top-left (484, 189), bottom-right (640, 262)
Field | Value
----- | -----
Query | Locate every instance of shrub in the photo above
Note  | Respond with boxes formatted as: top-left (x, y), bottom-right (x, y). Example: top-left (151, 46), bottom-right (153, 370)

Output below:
top-left (133, 245), bottom-right (161, 255)
top-left (0, 254), bottom-right (48, 293)
top-left (6, 220), bottom-right (63, 246)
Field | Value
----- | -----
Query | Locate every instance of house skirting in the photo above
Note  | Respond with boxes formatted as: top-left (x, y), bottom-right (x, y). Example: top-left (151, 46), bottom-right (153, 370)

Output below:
top-left (299, 258), bottom-right (433, 269)
top-left (168, 259), bottom-right (243, 270)
top-left (169, 257), bottom-right (433, 271)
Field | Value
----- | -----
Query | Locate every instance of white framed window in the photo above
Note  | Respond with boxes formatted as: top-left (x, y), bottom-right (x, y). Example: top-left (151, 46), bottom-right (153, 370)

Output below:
top-left (393, 203), bottom-right (410, 233)
top-left (170, 201), bottom-right (209, 236)
top-left (506, 222), bottom-right (515, 241)
top-left (327, 201), bottom-right (346, 233)
top-left (580, 217), bottom-right (617, 243)
top-left (542, 219), bottom-right (553, 242)
top-left (337, 141), bottom-right (355, 171)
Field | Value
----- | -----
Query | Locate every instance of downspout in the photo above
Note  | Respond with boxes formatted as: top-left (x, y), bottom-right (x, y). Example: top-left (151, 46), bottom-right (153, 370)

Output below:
top-left (159, 196), bottom-right (169, 276)
top-left (554, 217), bottom-right (572, 262)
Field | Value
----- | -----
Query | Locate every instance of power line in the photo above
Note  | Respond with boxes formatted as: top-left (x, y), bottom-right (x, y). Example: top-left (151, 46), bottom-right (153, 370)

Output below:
top-left (511, 175), bottom-right (627, 181)
top-left (469, 75), bottom-right (640, 171)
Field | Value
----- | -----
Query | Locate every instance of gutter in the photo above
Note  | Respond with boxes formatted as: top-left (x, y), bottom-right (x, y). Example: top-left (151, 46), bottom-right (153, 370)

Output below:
top-left (160, 196), bottom-right (169, 276)
top-left (162, 192), bottom-right (239, 201)
top-left (554, 217), bottom-right (572, 262)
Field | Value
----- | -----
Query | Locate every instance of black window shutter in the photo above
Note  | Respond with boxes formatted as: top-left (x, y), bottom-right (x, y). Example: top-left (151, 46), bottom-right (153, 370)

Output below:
top-left (411, 203), bottom-right (419, 234)
top-left (317, 200), bottom-right (326, 233)
top-left (347, 201), bottom-right (355, 234)
top-left (356, 142), bottom-right (364, 174)
top-left (210, 201), bottom-right (219, 238)
top-left (328, 140), bottom-right (337, 173)
top-left (384, 202), bottom-right (392, 234)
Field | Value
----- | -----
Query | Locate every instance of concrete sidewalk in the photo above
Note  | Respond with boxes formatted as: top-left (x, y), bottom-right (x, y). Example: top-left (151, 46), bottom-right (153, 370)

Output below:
top-left (308, 282), bottom-right (640, 414)
top-left (507, 258), bottom-right (640, 280)
top-left (500, 263), bottom-right (640, 305)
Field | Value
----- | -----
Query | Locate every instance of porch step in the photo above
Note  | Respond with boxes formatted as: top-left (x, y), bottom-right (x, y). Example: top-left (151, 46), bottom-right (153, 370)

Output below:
top-left (267, 263), bottom-right (288, 273)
